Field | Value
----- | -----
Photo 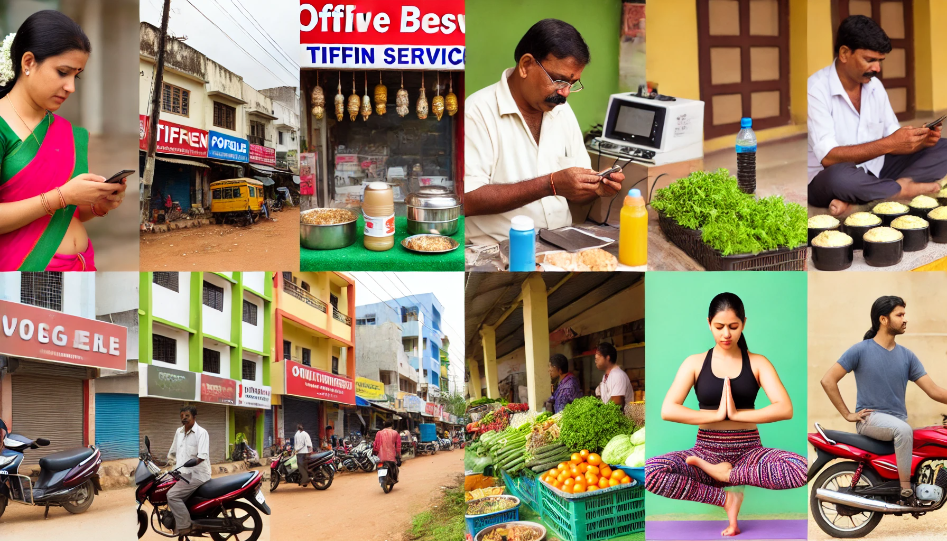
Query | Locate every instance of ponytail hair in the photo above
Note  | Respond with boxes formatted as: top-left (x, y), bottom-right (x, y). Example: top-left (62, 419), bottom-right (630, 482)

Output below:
top-left (0, 10), bottom-right (91, 100)
top-left (864, 295), bottom-right (906, 340)
top-left (708, 292), bottom-right (748, 352)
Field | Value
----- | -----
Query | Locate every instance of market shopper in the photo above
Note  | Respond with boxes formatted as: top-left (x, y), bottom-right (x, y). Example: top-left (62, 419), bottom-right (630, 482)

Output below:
top-left (464, 18), bottom-right (625, 245)
top-left (167, 405), bottom-right (211, 536)
top-left (294, 424), bottom-right (313, 487)
top-left (808, 15), bottom-right (946, 216)
top-left (545, 353), bottom-right (582, 413)
top-left (594, 342), bottom-right (634, 409)
top-left (645, 293), bottom-right (806, 537)
top-left (322, 424), bottom-right (339, 450)
top-left (820, 296), bottom-right (947, 500)
top-left (373, 420), bottom-right (402, 484)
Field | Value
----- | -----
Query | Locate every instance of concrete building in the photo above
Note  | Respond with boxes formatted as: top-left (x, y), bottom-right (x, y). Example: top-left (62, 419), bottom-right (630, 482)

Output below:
top-left (355, 321), bottom-right (419, 402)
top-left (138, 272), bottom-right (274, 462)
top-left (260, 86), bottom-right (301, 175)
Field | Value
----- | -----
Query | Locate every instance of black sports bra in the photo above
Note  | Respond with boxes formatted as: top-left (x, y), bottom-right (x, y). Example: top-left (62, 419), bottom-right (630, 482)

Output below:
top-left (695, 348), bottom-right (759, 410)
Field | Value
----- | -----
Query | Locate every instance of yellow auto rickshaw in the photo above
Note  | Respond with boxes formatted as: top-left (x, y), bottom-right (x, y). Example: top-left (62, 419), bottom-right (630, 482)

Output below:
top-left (210, 178), bottom-right (265, 225)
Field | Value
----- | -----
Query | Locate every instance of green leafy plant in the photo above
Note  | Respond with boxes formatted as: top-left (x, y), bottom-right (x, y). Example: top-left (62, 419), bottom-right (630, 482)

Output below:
top-left (558, 397), bottom-right (635, 453)
top-left (651, 169), bottom-right (807, 256)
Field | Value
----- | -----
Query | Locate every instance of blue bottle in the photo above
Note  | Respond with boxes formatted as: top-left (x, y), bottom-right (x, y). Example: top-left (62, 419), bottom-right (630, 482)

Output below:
top-left (509, 215), bottom-right (536, 272)
top-left (736, 117), bottom-right (757, 194)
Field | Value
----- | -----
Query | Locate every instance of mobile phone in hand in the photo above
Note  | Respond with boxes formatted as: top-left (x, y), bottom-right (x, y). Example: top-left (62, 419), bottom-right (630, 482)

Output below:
top-left (105, 169), bottom-right (135, 183)
top-left (595, 165), bottom-right (622, 179)
top-left (924, 115), bottom-right (947, 130)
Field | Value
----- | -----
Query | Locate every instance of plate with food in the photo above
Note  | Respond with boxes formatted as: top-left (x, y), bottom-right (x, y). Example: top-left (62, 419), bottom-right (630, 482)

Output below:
top-left (474, 521), bottom-right (546, 541)
top-left (538, 248), bottom-right (619, 272)
top-left (401, 234), bottom-right (460, 254)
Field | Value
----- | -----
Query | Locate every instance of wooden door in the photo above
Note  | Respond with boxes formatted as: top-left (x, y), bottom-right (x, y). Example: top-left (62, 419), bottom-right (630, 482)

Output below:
top-left (697, 0), bottom-right (791, 139)
top-left (836, 0), bottom-right (915, 120)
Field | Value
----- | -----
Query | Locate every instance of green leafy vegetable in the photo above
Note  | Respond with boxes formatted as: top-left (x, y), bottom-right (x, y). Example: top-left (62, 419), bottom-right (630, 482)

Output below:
top-left (601, 434), bottom-right (634, 465)
top-left (558, 397), bottom-right (635, 453)
top-left (651, 169), bottom-right (807, 256)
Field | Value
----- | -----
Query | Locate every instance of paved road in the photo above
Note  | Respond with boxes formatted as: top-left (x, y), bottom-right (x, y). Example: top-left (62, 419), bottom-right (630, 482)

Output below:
top-left (268, 450), bottom-right (463, 541)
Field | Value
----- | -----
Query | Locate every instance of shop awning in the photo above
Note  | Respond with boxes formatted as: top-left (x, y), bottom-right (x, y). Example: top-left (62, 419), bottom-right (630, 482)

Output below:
top-left (356, 396), bottom-right (372, 407)
top-left (250, 163), bottom-right (292, 175)
top-left (254, 176), bottom-right (275, 186)
top-left (209, 160), bottom-right (245, 169)
top-left (370, 402), bottom-right (398, 414)
top-left (156, 156), bottom-right (209, 168)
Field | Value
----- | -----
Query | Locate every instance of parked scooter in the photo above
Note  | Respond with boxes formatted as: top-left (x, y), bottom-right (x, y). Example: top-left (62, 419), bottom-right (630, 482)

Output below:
top-left (378, 458), bottom-right (400, 494)
top-left (268, 443), bottom-right (297, 492)
top-left (135, 435), bottom-right (270, 539)
top-left (416, 440), bottom-right (439, 456)
top-left (0, 420), bottom-right (101, 520)
top-left (808, 416), bottom-right (947, 538)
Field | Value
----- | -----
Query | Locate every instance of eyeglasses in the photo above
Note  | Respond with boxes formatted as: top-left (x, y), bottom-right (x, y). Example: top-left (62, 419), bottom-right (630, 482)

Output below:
top-left (535, 59), bottom-right (584, 93)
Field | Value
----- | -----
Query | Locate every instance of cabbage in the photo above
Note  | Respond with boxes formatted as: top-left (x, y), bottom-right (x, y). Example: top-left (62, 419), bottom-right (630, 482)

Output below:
top-left (601, 434), bottom-right (633, 464)
top-left (630, 427), bottom-right (645, 446)
top-left (625, 445), bottom-right (645, 467)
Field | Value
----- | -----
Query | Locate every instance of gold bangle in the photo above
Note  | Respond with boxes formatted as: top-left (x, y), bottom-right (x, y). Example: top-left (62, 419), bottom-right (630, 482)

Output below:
top-left (90, 202), bottom-right (107, 217)
top-left (40, 192), bottom-right (53, 216)
top-left (56, 187), bottom-right (66, 210)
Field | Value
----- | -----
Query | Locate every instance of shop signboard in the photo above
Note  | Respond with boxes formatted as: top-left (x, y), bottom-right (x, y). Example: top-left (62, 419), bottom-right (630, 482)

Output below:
top-left (0, 300), bottom-right (127, 370)
top-left (401, 393), bottom-right (424, 413)
top-left (144, 364), bottom-right (197, 400)
top-left (139, 115), bottom-right (208, 158)
top-left (200, 374), bottom-right (237, 405)
top-left (249, 144), bottom-right (277, 167)
top-left (424, 402), bottom-right (437, 416)
top-left (208, 131), bottom-right (250, 162)
top-left (285, 360), bottom-right (355, 405)
top-left (300, 1), bottom-right (465, 69)
top-left (355, 377), bottom-right (385, 400)
top-left (299, 152), bottom-right (316, 195)
top-left (237, 381), bottom-right (272, 409)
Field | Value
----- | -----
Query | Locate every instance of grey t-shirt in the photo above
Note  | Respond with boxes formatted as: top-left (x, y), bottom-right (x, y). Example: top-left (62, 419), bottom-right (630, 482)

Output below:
top-left (838, 339), bottom-right (926, 421)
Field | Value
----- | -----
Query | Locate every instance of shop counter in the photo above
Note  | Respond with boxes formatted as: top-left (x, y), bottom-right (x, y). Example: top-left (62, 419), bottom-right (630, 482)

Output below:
top-left (301, 215), bottom-right (464, 271)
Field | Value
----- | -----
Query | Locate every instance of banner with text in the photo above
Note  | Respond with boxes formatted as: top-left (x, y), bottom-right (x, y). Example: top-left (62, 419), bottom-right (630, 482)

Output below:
top-left (285, 360), bottom-right (355, 405)
top-left (249, 144), bottom-right (277, 167)
top-left (139, 115), bottom-right (208, 158)
top-left (355, 376), bottom-right (385, 400)
top-left (238, 381), bottom-right (272, 409)
top-left (200, 374), bottom-right (237, 405)
top-left (208, 131), bottom-right (250, 162)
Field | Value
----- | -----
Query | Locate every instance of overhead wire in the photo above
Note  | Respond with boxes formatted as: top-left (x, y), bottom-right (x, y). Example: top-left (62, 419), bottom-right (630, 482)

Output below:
top-left (230, 0), bottom-right (299, 70)
top-left (207, 0), bottom-right (299, 82)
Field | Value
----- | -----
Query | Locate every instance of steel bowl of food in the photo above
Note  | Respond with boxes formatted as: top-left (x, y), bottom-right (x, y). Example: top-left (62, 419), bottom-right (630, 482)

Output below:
top-left (300, 208), bottom-right (358, 250)
top-left (406, 186), bottom-right (461, 236)
top-left (401, 234), bottom-right (460, 254)
top-left (474, 521), bottom-right (546, 541)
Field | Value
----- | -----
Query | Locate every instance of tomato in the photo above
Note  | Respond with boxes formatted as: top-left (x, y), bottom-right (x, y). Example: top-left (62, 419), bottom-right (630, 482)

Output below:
top-left (573, 482), bottom-right (586, 493)
top-left (557, 473), bottom-right (568, 483)
top-left (563, 478), bottom-right (574, 489)
top-left (587, 453), bottom-right (602, 466)
top-left (587, 485), bottom-right (599, 492)
top-left (570, 453), bottom-right (582, 464)
top-left (586, 473), bottom-right (599, 486)
top-left (600, 466), bottom-right (613, 479)
top-left (579, 449), bottom-right (590, 459)
top-left (578, 463), bottom-right (589, 474)
top-left (620, 477), bottom-right (632, 484)
top-left (552, 480), bottom-right (562, 489)
top-left (609, 478), bottom-right (620, 487)
top-left (598, 477), bottom-right (610, 489)
top-left (548, 468), bottom-right (558, 478)
top-left (587, 465), bottom-right (600, 476)
top-left (611, 469), bottom-right (625, 480)
top-left (561, 484), bottom-right (573, 494)
top-left (557, 463), bottom-right (568, 471)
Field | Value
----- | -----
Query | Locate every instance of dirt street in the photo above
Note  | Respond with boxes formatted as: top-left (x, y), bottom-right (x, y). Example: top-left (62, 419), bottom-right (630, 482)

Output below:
top-left (0, 485), bottom-right (138, 539)
top-left (268, 450), bottom-right (463, 541)
top-left (140, 207), bottom-right (299, 271)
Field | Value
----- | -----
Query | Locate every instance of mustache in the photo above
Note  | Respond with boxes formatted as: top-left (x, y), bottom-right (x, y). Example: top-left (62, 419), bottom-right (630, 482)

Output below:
top-left (545, 92), bottom-right (566, 105)
top-left (864, 71), bottom-right (879, 79)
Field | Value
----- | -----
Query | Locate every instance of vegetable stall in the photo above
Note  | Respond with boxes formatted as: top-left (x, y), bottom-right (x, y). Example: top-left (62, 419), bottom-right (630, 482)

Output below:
top-left (463, 398), bottom-right (646, 541)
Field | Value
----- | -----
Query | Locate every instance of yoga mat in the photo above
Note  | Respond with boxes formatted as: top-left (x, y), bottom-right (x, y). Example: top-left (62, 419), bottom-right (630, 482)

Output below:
top-left (646, 519), bottom-right (807, 540)
top-left (300, 215), bottom-right (464, 271)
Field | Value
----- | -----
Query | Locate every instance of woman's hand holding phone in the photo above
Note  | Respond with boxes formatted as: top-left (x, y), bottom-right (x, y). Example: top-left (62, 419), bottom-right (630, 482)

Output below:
top-left (96, 176), bottom-right (128, 212)
top-left (60, 174), bottom-right (117, 206)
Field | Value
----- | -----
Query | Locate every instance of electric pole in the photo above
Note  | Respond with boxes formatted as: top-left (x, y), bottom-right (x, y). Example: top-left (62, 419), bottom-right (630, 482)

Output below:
top-left (141, 0), bottom-right (171, 224)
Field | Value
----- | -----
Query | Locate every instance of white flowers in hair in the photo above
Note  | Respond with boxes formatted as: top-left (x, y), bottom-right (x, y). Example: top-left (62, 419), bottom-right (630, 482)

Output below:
top-left (0, 34), bottom-right (15, 87)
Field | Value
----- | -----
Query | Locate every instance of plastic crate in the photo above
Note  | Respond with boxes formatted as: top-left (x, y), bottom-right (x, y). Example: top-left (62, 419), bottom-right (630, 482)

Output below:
top-left (539, 481), bottom-right (645, 541)
top-left (501, 468), bottom-right (539, 508)
top-left (658, 211), bottom-right (809, 271)
top-left (465, 496), bottom-right (520, 537)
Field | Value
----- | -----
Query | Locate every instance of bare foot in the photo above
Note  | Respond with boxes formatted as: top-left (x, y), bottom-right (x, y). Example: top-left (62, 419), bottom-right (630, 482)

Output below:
top-left (722, 490), bottom-right (744, 536)
top-left (896, 178), bottom-right (941, 198)
top-left (685, 456), bottom-right (733, 483)
top-left (828, 199), bottom-right (851, 216)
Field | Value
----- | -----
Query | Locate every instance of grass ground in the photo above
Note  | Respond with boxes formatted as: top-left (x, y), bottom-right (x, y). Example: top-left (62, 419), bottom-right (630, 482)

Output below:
top-left (405, 476), bottom-right (467, 541)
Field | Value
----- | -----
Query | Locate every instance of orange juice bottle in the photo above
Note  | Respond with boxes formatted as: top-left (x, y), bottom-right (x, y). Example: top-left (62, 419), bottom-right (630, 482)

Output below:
top-left (619, 189), bottom-right (647, 267)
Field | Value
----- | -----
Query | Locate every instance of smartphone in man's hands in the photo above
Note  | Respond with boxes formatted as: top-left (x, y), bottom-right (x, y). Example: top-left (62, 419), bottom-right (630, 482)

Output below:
top-left (925, 115), bottom-right (947, 130)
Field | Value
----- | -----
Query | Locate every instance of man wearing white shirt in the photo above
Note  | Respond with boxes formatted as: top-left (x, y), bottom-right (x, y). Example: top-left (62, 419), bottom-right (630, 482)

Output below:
top-left (294, 424), bottom-right (313, 487)
top-left (167, 405), bottom-right (211, 536)
top-left (464, 19), bottom-right (624, 245)
top-left (594, 342), bottom-right (634, 409)
top-left (808, 15), bottom-right (945, 216)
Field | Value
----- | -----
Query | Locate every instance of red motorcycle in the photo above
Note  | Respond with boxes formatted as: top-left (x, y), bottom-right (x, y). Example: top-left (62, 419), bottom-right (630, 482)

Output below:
top-left (808, 416), bottom-right (947, 538)
top-left (135, 436), bottom-right (270, 540)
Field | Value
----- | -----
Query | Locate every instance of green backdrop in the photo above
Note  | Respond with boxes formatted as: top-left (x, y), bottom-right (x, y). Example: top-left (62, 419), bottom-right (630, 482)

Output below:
top-left (645, 272), bottom-right (808, 520)
top-left (465, 0), bottom-right (622, 133)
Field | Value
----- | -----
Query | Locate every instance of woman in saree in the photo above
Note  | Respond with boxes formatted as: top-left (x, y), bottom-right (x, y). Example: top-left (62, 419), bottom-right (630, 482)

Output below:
top-left (645, 293), bottom-right (807, 537)
top-left (0, 10), bottom-right (127, 271)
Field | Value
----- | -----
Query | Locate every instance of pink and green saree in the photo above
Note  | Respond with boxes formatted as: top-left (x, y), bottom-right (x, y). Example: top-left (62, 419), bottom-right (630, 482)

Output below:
top-left (0, 113), bottom-right (92, 271)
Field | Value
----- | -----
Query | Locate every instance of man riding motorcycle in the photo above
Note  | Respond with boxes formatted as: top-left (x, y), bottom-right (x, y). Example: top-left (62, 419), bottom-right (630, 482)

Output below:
top-left (373, 420), bottom-right (402, 485)
top-left (167, 405), bottom-right (211, 536)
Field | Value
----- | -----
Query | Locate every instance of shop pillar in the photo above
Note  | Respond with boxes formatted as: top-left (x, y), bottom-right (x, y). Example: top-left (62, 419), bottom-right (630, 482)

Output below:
top-left (255, 409), bottom-right (265, 454)
top-left (467, 358), bottom-right (482, 400)
top-left (480, 326), bottom-right (500, 399)
top-left (0, 371), bottom-right (11, 435)
top-left (522, 274), bottom-right (551, 411)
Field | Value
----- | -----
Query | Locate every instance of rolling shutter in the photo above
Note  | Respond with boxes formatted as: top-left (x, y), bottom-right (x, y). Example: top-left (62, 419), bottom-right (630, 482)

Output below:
top-left (282, 397), bottom-right (320, 444)
top-left (139, 398), bottom-right (228, 463)
top-left (12, 370), bottom-right (85, 466)
top-left (264, 408), bottom-right (274, 450)
top-left (95, 394), bottom-right (140, 460)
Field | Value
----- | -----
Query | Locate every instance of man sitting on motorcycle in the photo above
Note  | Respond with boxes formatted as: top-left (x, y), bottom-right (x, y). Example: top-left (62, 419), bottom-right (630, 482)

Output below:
top-left (294, 424), bottom-right (313, 487)
top-left (373, 420), bottom-right (402, 484)
top-left (322, 425), bottom-right (340, 451)
top-left (821, 296), bottom-right (947, 501)
top-left (167, 405), bottom-right (211, 536)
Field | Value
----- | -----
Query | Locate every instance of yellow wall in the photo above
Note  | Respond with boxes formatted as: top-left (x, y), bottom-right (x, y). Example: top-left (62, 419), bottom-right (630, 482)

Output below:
top-left (807, 0), bottom-right (834, 76)
top-left (646, 0), bottom-right (700, 100)
top-left (790, 0), bottom-right (808, 125)
top-left (914, 0), bottom-right (947, 113)
top-left (282, 319), bottom-right (333, 373)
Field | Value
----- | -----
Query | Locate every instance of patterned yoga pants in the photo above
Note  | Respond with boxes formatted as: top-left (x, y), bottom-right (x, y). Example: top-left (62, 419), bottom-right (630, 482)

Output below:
top-left (645, 429), bottom-right (807, 507)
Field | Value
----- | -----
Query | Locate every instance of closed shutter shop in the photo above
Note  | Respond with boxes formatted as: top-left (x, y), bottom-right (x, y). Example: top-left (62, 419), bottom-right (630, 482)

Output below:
top-left (11, 361), bottom-right (89, 465)
top-left (264, 408), bottom-right (274, 450)
top-left (139, 398), bottom-right (228, 463)
top-left (95, 393), bottom-right (140, 461)
top-left (282, 397), bottom-right (320, 444)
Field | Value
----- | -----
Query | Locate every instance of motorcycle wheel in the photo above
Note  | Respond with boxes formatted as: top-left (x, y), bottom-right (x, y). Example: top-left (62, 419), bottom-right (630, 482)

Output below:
top-left (312, 465), bottom-right (334, 490)
top-left (270, 472), bottom-right (280, 492)
top-left (209, 501), bottom-right (263, 541)
top-left (383, 478), bottom-right (393, 494)
top-left (62, 479), bottom-right (95, 514)
top-left (810, 461), bottom-right (884, 538)
top-left (359, 459), bottom-right (375, 473)
top-left (0, 494), bottom-right (7, 520)
top-left (137, 509), bottom-right (148, 539)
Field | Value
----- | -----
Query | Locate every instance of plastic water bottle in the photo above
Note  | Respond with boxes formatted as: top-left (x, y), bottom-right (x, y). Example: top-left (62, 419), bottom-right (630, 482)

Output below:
top-left (509, 215), bottom-right (536, 272)
top-left (736, 117), bottom-right (757, 194)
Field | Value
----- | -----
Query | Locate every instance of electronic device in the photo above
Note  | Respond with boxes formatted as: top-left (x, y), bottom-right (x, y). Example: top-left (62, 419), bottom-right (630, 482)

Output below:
top-left (595, 165), bottom-right (622, 178)
top-left (925, 115), bottom-right (947, 130)
top-left (598, 90), bottom-right (704, 166)
top-left (105, 169), bottom-right (135, 183)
